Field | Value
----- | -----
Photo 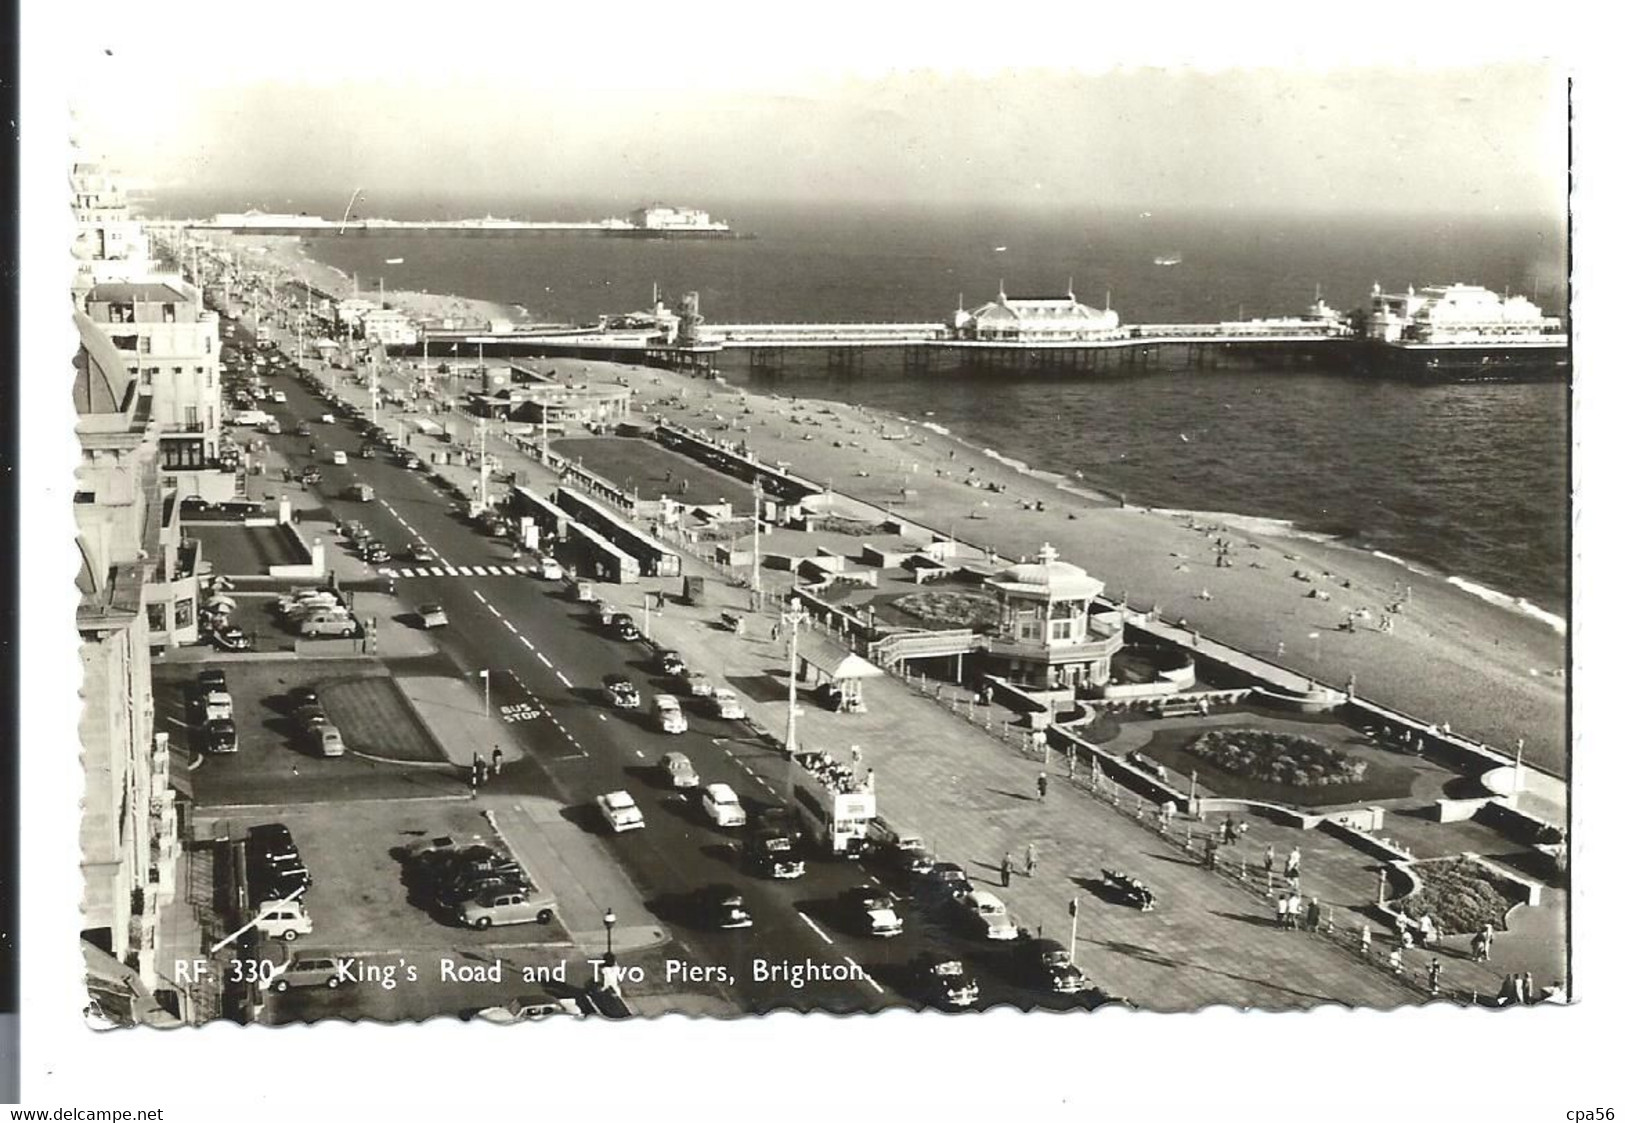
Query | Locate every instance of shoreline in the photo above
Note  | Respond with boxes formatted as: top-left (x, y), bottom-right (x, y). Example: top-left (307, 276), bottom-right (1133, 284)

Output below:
top-left (217, 236), bottom-right (1567, 777)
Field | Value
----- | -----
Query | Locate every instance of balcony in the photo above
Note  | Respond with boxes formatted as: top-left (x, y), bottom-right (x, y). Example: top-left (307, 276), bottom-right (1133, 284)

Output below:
top-left (983, 623), bottom-right (1125, 664)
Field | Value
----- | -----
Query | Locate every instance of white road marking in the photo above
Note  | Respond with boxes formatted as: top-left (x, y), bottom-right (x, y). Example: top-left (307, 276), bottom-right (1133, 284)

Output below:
top-left (472, 566), bottom-right (489, 576)
top-left (556, 671), bottom-right (573, 688)
top-left (797, 912), bottom-right (834, 946)
top-left (503, 620), bottom-right (518, 634)
top-left (429, 567), bottom-right (444, 576)
top-left (520, 637), bottom-right (535, 650)
top-left (847, 957), bottom-right (884, 993)
top-left (597, 713), bottom-right (607, 721)
top-left (537, 653), bottom-right (554, 669)
top-left (634, 750), bottom-right (645, 759)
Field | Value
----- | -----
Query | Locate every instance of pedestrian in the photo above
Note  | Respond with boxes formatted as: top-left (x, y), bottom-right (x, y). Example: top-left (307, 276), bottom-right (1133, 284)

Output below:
top-left (1222, 815), bottom-right (1237, 845)
top-left (1470, 931), bottom-right (1489, 963)
top-left (770, 622), bottom-right (781, 642)
top-left (1285, 846), bottom-right (1301, 879)
top-left (1275, 894), bottom-right (1290, 929)
top-left (1389, 947), bottom-right (1404, 975)
top-left (1399, 925), bottom-right (1415, 951)
top-left (1025, 843), bottom-right (1037, 878)
top-left (1263, 844), bottom-right (1275, 881)
top-left (1202, 834), bottom-right (1219, 870)
top-left (850, 744), bottom-right (862, 768)
top-left (1482, 923), bottom-right (1496, 962)
top-left (1360, 924), bottom-right (1372, 957)
top-left (1428, 957), bottom-right (1442, 996)
top-left (492, 748), bottom-right (503, 776)
top-left (1522, 971), bottom-right (1537, 1005)
top-left (1287, 892), bottom-right (1302, 931)
top-left (1036, 772), bottom-right (1048, 801)
top-left (1305, 897), bottom-right (1322, 933)
top-left (1000, 853), bottom-right (1013, 888)
top-left (1512, 972), bottom-right (1526, 1005)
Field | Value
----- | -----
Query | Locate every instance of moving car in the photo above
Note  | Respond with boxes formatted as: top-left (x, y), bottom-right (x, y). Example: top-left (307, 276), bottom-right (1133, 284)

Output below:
top-left (538, 556), bottom-right (564, 580)
top-left (657, 648), bottom-right (686, 677)
top-left (701, 783), bottom-right (747, 828)
top-left (331, 450), bottom-right (348, 465)
top-left (697, 885), bottom-right (753, 930)
top-left (294, 421), bottom-right (313, 437)
top-left (744, 824), bottom-right (805, 880)
top-left (652, 694), bottom-right (688, 734)
top-left (1013, 937), bottom-right (1088, 995)
top-left (611, 613), bottom-right (639, 642)
top-left (711, 688), bottom-right (745, 720)
top-left (206, 718), bottom-right (239, 754)
top-left (459, 888), bottom-right (556, 929)
top-left (956, 890), bottom-right (1020, 941)
top-left (344, 483), bottom-right (375, 502)
top-left (269, 954), bottom-right (348, 993)
top-left (402, 544), bottom-right (435, 564)
top-left (911, 954), bottom-right (980, 1009)
top-left (659, 751), bottom-right (699, 789)
top-left (925, 861), bottom-right (973, 899)
top-left (838, 887), bottom-right (904, 937)
top-left (603, 675), bottom-right (640, 710)
top-left (681, 669), bottom-right (713, 698)
top-left (417, 603), bottom-right (449, 629)
top-left (596, 790), bottom-right (646, 833)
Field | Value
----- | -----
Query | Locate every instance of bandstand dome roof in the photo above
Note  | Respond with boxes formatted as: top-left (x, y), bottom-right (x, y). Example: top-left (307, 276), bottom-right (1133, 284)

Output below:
top-left (993, 544), bottom-right (1104, 601)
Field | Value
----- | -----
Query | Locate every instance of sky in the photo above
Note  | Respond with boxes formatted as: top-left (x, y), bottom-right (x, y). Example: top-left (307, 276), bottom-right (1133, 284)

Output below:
top-left (53, 0), bottom-right (1569, 218)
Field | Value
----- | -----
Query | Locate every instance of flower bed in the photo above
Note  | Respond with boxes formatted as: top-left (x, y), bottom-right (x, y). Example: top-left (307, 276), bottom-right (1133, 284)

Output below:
top-left (891, 589), bottom-right (1002, 631)
top-left (1400, 856), bottom-right (1523, 935)
top-left (1188, 728), bottom-right (1367, 787)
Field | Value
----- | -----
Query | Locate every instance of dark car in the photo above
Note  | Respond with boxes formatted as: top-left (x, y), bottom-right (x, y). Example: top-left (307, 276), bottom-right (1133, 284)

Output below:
top-left (361, 542), bottom-right (392, 564)
top-left (657, 648), bottom-right (686, 677)
top-left (438, 845), bottom-right (524, 883)
top-left (247, 823), bottom-right (298, 863)
top-left (911, 953), bottom-right (980, 1009)
top-left (206, 718), bottom-right (239, 754)
top-left (696, 885), bottom-right (754, 930)
top-left (249, 863), bottom-right (311, 905)
top-left (744, 831), bottom-right (806, 880)
top-left (288, 687), bottom-right (319, 711)
top-left (197, 669), bottom-right (228, 694)
top-left (1013, 937), bottom-right (1087, 995)
top-left (213, 624), bottom-right (251, 652)
top-left (603, 675), bottom-right (640, 710)
top-left (924, 861), bottom-right (973, 899)
top-left (357, 444), bottom-right (376, 459)
top-left (294, 421), bottom-right (313, 437)
top-left (436, 871), bottom-right (526, 913)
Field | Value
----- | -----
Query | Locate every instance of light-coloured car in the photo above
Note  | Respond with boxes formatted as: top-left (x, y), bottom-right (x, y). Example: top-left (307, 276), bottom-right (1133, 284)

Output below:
top-left (254, 901), bottom-right (314, 942)
top-left (711, 688), bottom-right (745, 720)
top-left (418, 603), bottom-right (448, 629)
top-left (331, 450), bottom-right (348, 465)
top-left (474, 995), bottom-right (585, 1023)
top-left (652, 694), bottom-right (688, 734)
top-left (660, 751), bottom-right (699, 789)
top-left (269, 954), bottom-right (347, 993)
top-left (538, 557), bottom-right (564, 580)
top-left (300, 616), bottom-right (360, 639)
top-left (460, 888), bottom-right (556, 929)
top-left (271, 390), bottom-right (288, 403)
top-left (682, 669), bottom-right (714, 698)
top-left (701, 783), bottom-right (747, 828)
top-left (203, 691), bottom-right (234, 723)
top-left (842, 888), bottom-right (904, 937)
top-left (597, 790), bottom-right (646, 833)
top-left (957, 890), bottom-right (1019, 941)
top-left (311, 723), bottom-right (345, 758)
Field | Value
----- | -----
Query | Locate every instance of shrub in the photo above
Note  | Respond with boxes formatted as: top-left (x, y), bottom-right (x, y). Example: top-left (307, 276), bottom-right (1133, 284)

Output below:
top-left (1187, 728), bottom-right (1367, 787)
top-left (892, 590), bottom-right (1001, 631)
top-left (1400, 857), bottom-right (1522, 935)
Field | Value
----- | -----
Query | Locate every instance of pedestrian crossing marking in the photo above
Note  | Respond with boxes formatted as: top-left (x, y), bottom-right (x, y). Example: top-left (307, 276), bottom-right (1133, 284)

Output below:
top-left (378, 564), bottom-right (541, 579)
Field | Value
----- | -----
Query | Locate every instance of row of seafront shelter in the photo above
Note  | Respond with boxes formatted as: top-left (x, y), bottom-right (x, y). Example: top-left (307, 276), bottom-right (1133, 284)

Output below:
top-left (510, 484), bottom-right (681, 584)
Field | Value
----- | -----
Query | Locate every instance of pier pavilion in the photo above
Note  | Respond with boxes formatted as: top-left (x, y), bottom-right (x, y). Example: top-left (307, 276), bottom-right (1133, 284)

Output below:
top-left (951, 283), bottom-right (1124, 344)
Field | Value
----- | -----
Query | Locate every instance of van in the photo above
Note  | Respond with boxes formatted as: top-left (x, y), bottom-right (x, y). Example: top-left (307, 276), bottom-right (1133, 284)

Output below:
top-left (233, 409), bottom-right (271, 427)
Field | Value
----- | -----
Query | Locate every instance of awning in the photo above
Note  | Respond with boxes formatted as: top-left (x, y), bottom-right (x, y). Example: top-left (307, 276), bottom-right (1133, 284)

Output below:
top-left (798, 632), bottom-right (882, 681)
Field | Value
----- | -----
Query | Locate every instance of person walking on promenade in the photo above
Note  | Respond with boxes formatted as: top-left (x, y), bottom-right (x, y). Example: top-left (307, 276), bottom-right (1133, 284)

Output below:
top-left (1036, 772), bottom-right (1049, 801)
top-left (1025, 843), bottom-right (1038, 878)
top-left (1428, 958), bottom-right (1442, 997)
top-left (1287, 892), bottom-right (1303, 931)
top-left (1389, 946), bottom-right (1404, 975)
top-left (1275, 894), bottom-right (1290, 929)
top-left (1305, 897), bottom-right (1322, 934)
top-left (1482, 923), bottom-right (1496, 962)
top-left (1360, 924), bottom-right (1372, 957)
top-left (1522, 972), bottom-right (1537, 1005)
top-left (1263, 844), bottom-right (1275, 883)
top-left (1285, 846), bottom-right (1301, 880)
top-left (1202, 834), bottom-right (1219, 871)
top-left (1000, 853), bottom-right (1013, 888)
top-left (492, 748), bottom-right (503, 776)
top-left (850, 745), bottom-right (862, 769)
top-left (1470, 930), bottom-right (1489, 963)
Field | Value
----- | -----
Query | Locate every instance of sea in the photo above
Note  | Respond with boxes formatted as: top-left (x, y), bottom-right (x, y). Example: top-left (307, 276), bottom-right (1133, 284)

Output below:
top-left (156, 192), bottom-right (1571, 621)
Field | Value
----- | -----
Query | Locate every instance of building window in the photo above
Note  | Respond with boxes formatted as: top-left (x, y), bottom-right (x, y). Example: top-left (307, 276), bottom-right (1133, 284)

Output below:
top-left (138, 336), bottom-right (151, 354)
top-left (146, 603), bottom-right (166, 635)
top-left (1051, 619), bottom-right (1074, 642)
top-left (184, 406), bottom-right (198, 428)
top-left (174, 598), bottom-right (194, 629)
top-left (161, 438), bottom-right (205, 470)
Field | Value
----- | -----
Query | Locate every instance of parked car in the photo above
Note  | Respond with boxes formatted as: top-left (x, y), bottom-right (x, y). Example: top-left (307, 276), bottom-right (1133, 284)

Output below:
top-left (956, 890), bottom-right (1019, 941)
top-left (697, 884), bottom-right (753, 930)
top-left (294, 421), bottom-right (313, 437)
top-left (603, 675), bottom-right (640, 710)
top-left (1012, 937), bottom-right (1087, 995)
top-left (701, 783), bottom-right (747, 828)
top-left (652, 694), bottom-right (688, 734)
top-left (659, 751), bottom-right (699, 789)
top-left (212, 624), bottom-right (251, 652)
top-left (460, 888), bottom-right (556, 929)
top-left (197, 669), bottom-right (228, 694)
top-left (417, 603), bottom-right (449, 629)
top-left (253, 901), bottom-right (313, 943)
top-left (344, 483), bottom-right (375, 502)
top-left (911, 954), bottom-right (980, 1009)
top-left (269, 954), bottom-right (348, 993)
top-left (711, 688), bottom-right (745, 720)
top-left (681, 669), bottom-right (714, 698)
top-left (300, 616), bottom-right (361, 639)
top-left (657, 648), bottom-right (686, 677)
top-left (247, 823), bottom-right (299, 863)
top-left (331, 450), bottom-right (348, 465)
top-left (472, 995), bottom-right (585, 1023)
top-left (206, 718), bottom-right (239, 754)
top-left (839, 887), bottom-right (904, 937)
top-left (925, 862), bottom-right (973, 899)
top-left (309, 722), bottom-right (345, 758)
top-left (203, 690), bottom-right (234, 723)
top-left (596, 790), bottom-right (646, 833)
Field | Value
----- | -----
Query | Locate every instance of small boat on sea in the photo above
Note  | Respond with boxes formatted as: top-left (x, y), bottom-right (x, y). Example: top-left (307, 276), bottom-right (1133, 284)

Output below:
top-left (385, 257), bottom-right (404, 264)
top-left (993, 246), bottom-right (1008, 253)
top-left (1154, 253), bottom-right (1183, 267)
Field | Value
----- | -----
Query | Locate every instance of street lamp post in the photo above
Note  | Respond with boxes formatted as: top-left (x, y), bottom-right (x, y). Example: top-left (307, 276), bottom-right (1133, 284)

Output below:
top-left (480, 669), bottom-right (491, 719)
top-left (751, 478), bottom-right (763, 610)
top-left (781, 595), bottom-right (809, 790)
top-left (603, 908), bottom-right (617, 959)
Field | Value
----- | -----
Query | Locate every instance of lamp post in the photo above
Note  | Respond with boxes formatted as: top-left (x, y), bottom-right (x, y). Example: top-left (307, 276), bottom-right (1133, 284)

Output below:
top-left (480, 669), bottom-right (490, 719)
top-left (751, 478), bottom-right (763, 610)
top-left (781, 595), bottom-right (809, 789)
top-left (603, 907), bottom-right (617, 959)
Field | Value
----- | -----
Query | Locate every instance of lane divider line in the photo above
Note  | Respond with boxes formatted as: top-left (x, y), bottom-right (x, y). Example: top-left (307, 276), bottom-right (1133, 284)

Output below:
top-left (797, 912), bottom-right (834, 946)
top-left (847, 957), bottom-right (884, 994)
top-left (556, 671), bottom-right (573, 688)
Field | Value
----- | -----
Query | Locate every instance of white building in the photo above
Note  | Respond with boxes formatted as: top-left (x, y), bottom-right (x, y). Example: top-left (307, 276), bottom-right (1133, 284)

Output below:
top-left (1365, 283), bottom-right (1566, 346)
top-left (951, 284), bottom-right (1124, 343)
top-left (628, 204), bottom-right (729, 231)
top-left (84, 280), bottom-right (233, 501)
top-left (361, 306), bottom-right (419, 347)
top-left (70, 161), bottom-right (154, 299)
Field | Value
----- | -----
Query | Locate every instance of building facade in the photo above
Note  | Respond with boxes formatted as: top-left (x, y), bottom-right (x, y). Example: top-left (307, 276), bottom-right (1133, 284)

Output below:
top-left (75, 312), bottom-right (183, 1014)
top-left (70, 160), bottom-right (154, 299)
top-left (1364, 283), bottom-right (1567, 345)
top-left (361, 306), bottom-right (419, 347)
